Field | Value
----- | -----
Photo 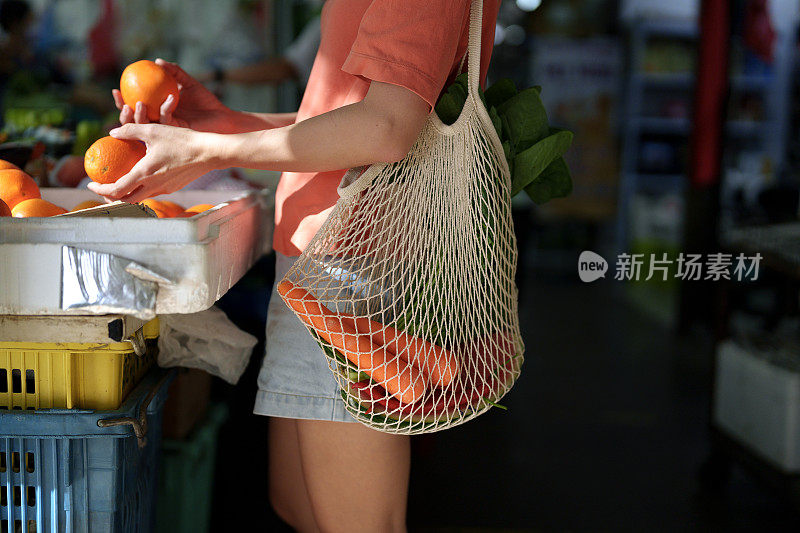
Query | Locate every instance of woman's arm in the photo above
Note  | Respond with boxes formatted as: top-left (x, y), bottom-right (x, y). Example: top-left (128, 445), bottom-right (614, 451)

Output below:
top-left (216, 82), bottom-right (429, 171)
top-left (89, 81), bottom-right (430, 202)
top-left (225, 110), bottom-right (298, 133)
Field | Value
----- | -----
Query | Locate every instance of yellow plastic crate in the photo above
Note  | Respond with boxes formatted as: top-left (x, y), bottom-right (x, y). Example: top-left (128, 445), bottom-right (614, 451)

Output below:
top-left (0, 318), bottom-right (159, 410)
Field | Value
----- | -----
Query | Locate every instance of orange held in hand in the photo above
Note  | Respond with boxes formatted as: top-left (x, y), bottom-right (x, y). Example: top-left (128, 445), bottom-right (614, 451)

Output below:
top-left (120, 60), bottom-right (180, 122)
top-left (0, 198), bottom-right (10, 216)
top-left (84, 136), bottom-right (146, 184)
top-left (0, 159), bottom-right (20, 171)
top-left (0, 169), bottom-right (40, 209)
top-left (12, 198), bottom-right (67, 217)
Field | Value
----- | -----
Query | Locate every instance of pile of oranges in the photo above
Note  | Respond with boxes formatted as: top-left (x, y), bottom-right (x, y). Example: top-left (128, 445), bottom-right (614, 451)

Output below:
top-left (0, 156), bottom-right (214, 218)
top-left (0, 162), bottom-right (67, 217)
top-left (140, 200), bottom-right (215, 218)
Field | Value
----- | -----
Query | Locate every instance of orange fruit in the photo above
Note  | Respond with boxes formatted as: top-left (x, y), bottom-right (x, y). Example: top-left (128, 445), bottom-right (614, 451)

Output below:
top-left (175, 211), bottom-right (196, 218)
top-left (140, 199), bottom-right (170, 218)
top-left (120, 60), bottom-right (180, 121)
top-left (0, 169), bottom-right (40, 209)
top-left (84, 136), bottom-right (146, 184)
top-left (0, 159), bottom-right (20, 171)
top-left (70, 200), bottom-right (104, 212)
top-left (154, 199), bottom-right (185, 217)
top-left (12, 198), bottom-right (67, 217)
top-left (0, 198), bottom-right (10, 216)
top-left (184, 203), bottom-right (215, 215)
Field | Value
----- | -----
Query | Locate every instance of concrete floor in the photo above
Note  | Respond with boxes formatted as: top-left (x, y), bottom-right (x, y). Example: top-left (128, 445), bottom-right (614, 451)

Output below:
top-left (210, 256), bottom-right (800, 531)
top-left (406, 274), bottom-right (800, 531)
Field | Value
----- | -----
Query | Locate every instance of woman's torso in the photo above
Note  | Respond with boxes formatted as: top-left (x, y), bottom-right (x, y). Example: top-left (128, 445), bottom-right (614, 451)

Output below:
top-left (273, 0), bottom-right (500, 256)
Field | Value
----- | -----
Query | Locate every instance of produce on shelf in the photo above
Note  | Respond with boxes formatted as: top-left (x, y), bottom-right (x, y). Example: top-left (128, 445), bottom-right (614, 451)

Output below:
top-left (184, 203), bottom-right (215, 215)
top-left (70, 200), bottom-right (104, 212)
top-left (11, 198), bottom-right (67, 217)
top-left (84, 136), bottom-right (146, 184)
top-left (154, 200), bottom-right (185, 217)
top-left (72, 120), bottom-right (105, 157)
top-left (0, 199), bottom-right (10, 216)
top-left (3, 108), bottom-right (66, 131)
top-left (435, 73), bottom-right (573, 204)
top-left (0, 168), bottom-right (40, 208)
top-left (120, 60), bottom-right (180, 122)
top-left (140, 198), bottom-right (184, 218)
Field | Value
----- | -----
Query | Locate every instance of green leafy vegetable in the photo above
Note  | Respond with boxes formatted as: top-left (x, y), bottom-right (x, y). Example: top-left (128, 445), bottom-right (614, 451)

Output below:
top-left (434, 76), bottom-right (574, 205)
top-left (435, 93), bottom-right (462, 126)
top-left (484, 78), bottom-right (517, 108)
top-left (496, 87), bottom-right (550, 154)
top-left (511, 129), bottom-right (573, 197)
top-left (524, 156), bottom-right (572, 204)
top-left (489, 106), bottom-right (502, 139)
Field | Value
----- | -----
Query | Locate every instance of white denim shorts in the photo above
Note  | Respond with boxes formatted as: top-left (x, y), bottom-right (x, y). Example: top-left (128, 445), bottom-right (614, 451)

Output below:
top-left (253, 252), bottom-right (356, 423)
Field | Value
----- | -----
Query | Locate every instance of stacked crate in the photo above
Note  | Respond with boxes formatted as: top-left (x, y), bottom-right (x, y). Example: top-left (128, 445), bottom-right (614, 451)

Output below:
top-left (0, 315), bottom-right (170, 533)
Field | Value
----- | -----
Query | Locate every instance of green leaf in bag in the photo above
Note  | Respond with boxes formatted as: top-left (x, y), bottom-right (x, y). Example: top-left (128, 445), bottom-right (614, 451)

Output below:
top-left (489, 106), bottom-right (502, 140)
top-left (448, 82), bottom-right (467, 108)
top-left (524, 156), bottom-right (572, 204)
top-left (500, 113), bottom-right (513, 145)
top-left (502, 140), bottom-right (513, 162)
top-left (511, 129), bottom-right (573, 196)
top-left (435, 93), bottom-right (462, 125)
top-left (435, 75), bottom-right (469, 125)
top-left (484, 78), bottom-right (517, 109)
top-left (497, 87), bottom-right (550, 154)
top-left (454, 72), bottom-right (469, 90)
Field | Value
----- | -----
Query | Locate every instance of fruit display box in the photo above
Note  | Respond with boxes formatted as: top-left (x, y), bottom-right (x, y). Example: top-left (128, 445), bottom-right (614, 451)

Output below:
top-left (0, 188), bottom-right (273, 317)
top-left (714, 340), bottom-right (800, 473)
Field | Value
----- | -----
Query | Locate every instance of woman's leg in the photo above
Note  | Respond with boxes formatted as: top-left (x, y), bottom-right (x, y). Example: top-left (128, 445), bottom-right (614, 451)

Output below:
top-left (295, 419), bottom-right (410, 533)
top-left (268, 417), bottom-right (320, 532)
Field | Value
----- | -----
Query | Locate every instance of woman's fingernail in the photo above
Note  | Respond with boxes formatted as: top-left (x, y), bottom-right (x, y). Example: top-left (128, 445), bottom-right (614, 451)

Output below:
top-left (109, 128), bottom-right (119, 136)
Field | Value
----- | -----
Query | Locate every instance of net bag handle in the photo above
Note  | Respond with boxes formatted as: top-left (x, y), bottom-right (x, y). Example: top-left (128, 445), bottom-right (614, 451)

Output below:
top-left (337, 0), bottom-right (486, 198)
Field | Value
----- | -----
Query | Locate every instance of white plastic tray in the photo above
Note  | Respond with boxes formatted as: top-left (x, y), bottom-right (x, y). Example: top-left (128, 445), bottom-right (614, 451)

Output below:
top-left (0, 188), bottom-right (274, 316)
top-left (714, 340), bottom-right (800, 473)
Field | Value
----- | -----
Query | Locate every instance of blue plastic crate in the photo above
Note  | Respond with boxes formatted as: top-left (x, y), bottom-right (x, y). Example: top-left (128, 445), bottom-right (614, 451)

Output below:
top-left (0, 369), bottom-right (174, 533)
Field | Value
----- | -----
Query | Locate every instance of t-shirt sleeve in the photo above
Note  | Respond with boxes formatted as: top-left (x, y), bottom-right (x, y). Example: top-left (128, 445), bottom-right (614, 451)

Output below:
top-left (341, 0), bottom-right (469, 109)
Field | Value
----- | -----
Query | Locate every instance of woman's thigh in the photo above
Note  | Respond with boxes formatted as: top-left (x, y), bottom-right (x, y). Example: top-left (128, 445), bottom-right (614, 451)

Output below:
top-left (296, 419), bottom-right (410, 533)
top-left (269, 417), bottom-right (320, 532)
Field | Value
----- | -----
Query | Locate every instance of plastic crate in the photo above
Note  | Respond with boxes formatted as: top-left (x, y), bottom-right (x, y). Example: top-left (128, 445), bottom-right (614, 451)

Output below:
top-left (156, 403), bottom-right (228, 533)
top-left (0, 369), bottom-right (174, 533)
top-left (0, 318), bottom-right (159, 410)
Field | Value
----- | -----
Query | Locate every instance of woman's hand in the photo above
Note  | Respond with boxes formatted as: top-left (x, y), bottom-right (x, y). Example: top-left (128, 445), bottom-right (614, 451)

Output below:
top-left (86, 123), bottom-right (219, 203)
top-left (112, 58), bottom-right (236, 133)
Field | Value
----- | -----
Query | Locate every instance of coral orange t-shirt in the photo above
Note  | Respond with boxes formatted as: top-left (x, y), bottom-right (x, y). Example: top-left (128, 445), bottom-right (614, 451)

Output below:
top-left (273, 0), bottom-right (500, 256)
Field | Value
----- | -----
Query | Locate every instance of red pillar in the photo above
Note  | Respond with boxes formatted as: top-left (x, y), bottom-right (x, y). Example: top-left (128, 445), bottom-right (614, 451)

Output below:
top-left (689, 0), bottom-right (731, 189)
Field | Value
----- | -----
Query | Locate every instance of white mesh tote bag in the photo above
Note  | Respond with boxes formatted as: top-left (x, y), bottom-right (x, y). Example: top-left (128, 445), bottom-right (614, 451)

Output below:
top-left (278, 0), bottom-right (523, 434)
